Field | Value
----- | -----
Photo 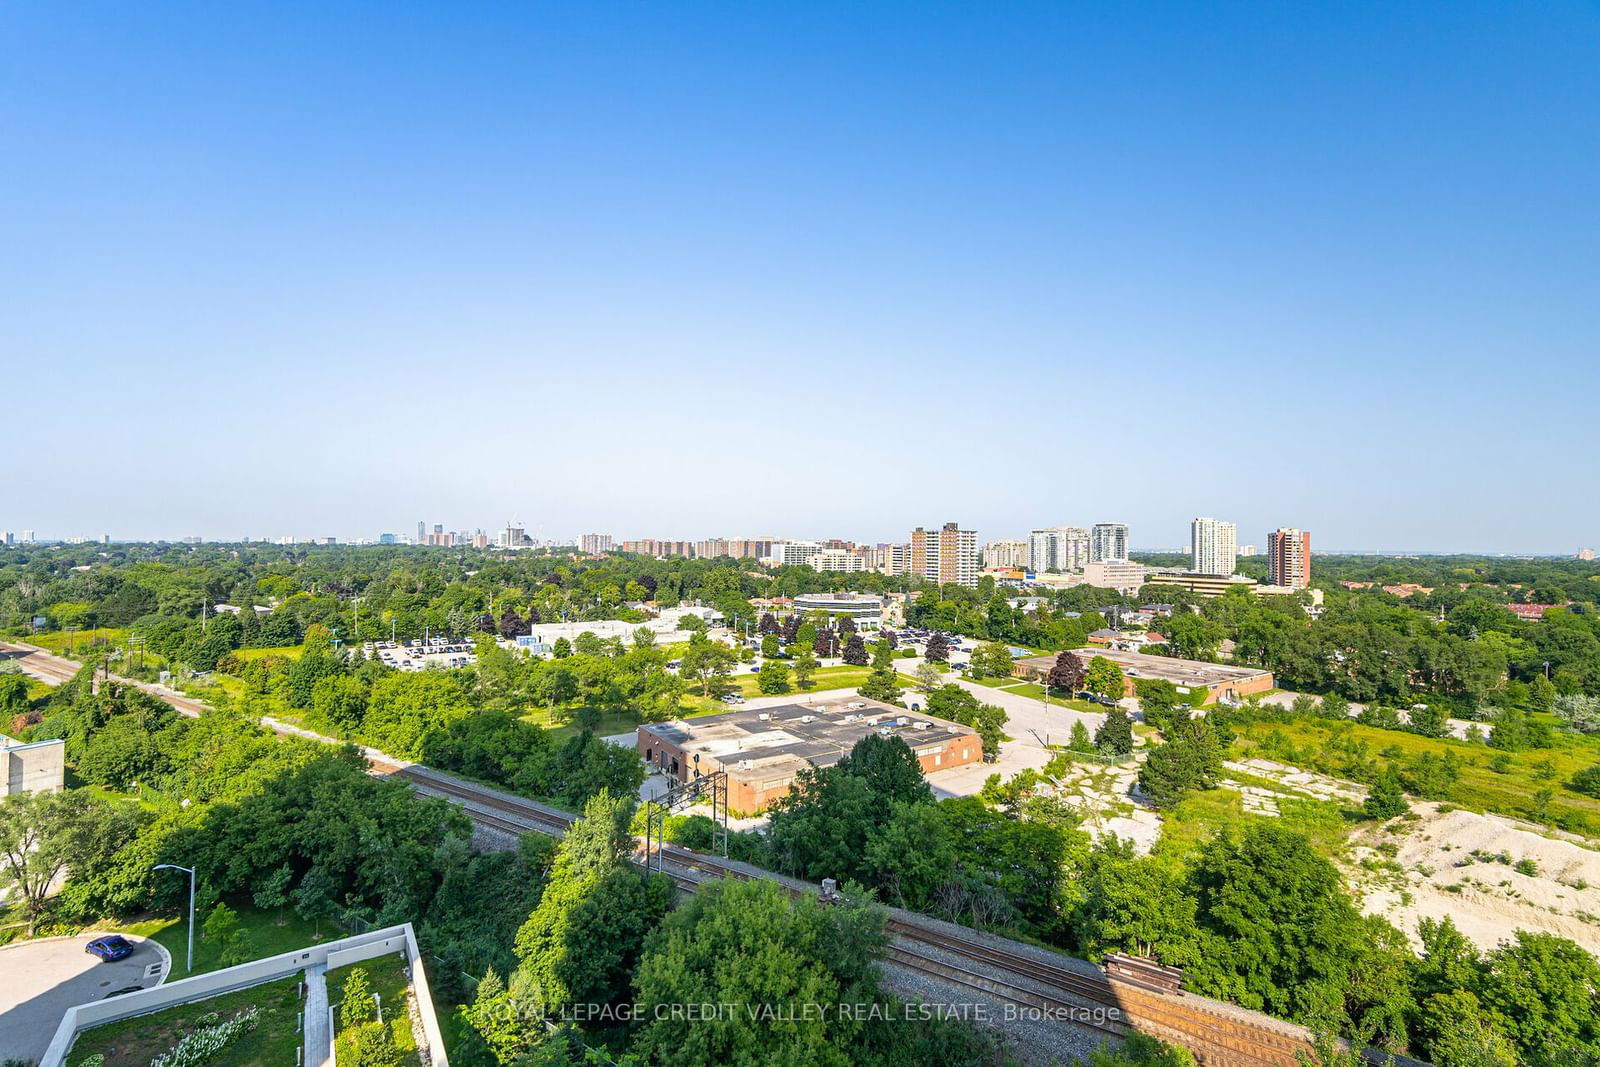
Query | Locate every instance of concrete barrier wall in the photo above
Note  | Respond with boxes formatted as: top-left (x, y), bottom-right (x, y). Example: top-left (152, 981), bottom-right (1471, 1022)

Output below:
top-left (40, 923), bottom-right (450, 1067)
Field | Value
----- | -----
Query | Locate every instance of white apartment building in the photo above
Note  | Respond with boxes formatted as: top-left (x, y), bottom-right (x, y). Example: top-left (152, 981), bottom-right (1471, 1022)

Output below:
top-left (580, 533), bottom-right (614, 554)
top-left (1190, 518), bottom-right (1238, 576)
top-left (1029, 526), bottom-right (1090, 573)
top-left (1090, 523), bottom-right (1129, 562)
top-left (812, 548), bottom-right (868, 572)
top-left (982, 539), bottom-right (1029, 570)
top-left (767, 541), bottom-right (824, 568)
top-left (872, 542), bottom-right (913, 576)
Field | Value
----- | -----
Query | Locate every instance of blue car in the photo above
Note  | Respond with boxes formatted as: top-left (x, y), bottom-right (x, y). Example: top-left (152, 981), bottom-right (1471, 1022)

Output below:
top-left (86, 935), bottom-right (134, 962)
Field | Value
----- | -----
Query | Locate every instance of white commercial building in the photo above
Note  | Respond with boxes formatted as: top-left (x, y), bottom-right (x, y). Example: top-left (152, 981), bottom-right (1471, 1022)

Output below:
top-left (791, 592), bottom-right (885, 629)
top-left (1090, 523), bottom-right (1129, 563)
top-left (1029, 526), bottom-right (1090, 573)
top-left (1190, 518), bottom-right (1238, 576)
top-left (1082, 559), bottom-right (1147, 595)
top-left (511, 605), bottom-right (723, 654)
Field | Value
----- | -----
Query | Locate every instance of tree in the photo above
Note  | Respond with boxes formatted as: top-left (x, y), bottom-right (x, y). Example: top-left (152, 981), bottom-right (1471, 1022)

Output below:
top-left (630, 878), bottom-right (888, 1067)
top-left (1046, 652), bottom-right (1085, 695)
top-left (1363, 767), bottom-right (1409, 820)
top-left (925, 685), bottom-right (1007, 760)
top-left (551, 637), bottom-right (573, 659)
top-left (1073, 842), bottom-right (1198, 965)
top-left (0, 790), bottom-right (117, 933)
top-left (341, 965), bottom-right (377, 1026)
top-left (1417, 990), bottom-right (1518, 1067)
top-left (1137, 720), bottom-right (1223, 809)
top-left (498, 608), bottom-right (529, 639)
top-left (1555, 694), bottom-right (1600, 734)
top-left (514, 789), bottom-right (674, 1016)
top-left (924, 632), bottom-right (950, 663)
top-left (760, 633), bottom-right (780, 658)
top-left (914, 662), bottom-right (943, 694)
top-left (972, 641), bottom-right (1015, 680)
top-left (1474, 930), bottom-right (1600, 1064)
top-left (758, 612), bottom-right (778, 635)
top-left (756, 660), bottom-right (791, 695)
top-left (837, 733), bottom-right (933, 811)
top-left (841, 634), bottom-right (869, 667)
top-left (1068, 720), bottom-right (1095, 752)
top-left (863, 800), bottom-right (955, 909)
top-left (792, 649), bottom-right (818, 690)
top-left (1085, 657), bottom-right (1126, 702)
top-left (857, 665), bottom-right (904, 706)
top-left (678, 634), bottom-right (736, 698)
top-left (252, 862), bottom-right (293, 923)
top-left (1094, 708), bottom-right (1134, 757)
top-left (312, 675), bottom-right (368, 731)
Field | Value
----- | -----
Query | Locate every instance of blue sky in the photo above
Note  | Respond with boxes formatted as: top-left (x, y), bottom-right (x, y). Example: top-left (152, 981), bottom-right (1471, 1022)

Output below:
top-left (3, 2), bottom-right (1596, 552)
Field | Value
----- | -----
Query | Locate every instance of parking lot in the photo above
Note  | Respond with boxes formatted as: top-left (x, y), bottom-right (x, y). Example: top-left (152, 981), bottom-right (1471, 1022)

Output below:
top-left (366, 638), bottom-right (477, 671)
top-left (0, 933), bottom-right (169, 1064)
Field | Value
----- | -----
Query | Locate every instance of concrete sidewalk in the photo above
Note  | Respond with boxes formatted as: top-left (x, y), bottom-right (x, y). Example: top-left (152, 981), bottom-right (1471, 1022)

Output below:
top-left (304, 963), bottom-right (330, 1067)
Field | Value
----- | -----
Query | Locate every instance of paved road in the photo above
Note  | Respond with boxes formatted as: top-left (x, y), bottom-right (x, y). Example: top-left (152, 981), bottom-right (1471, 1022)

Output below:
top-left (0, 934), bottom-right (168, 1064)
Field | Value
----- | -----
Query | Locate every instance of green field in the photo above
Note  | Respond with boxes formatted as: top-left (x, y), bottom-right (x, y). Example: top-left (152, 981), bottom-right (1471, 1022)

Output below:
top-left (110, 899), bottom-right (332, 978)
top-left (328, 950), bottom-right (423, 1066)
top-left (1153, 785), bottom-right (1353, 865)
top-left (1233, 715), bottom-right (1600, 834)
top-left (230, 645), bottom-right (305, 662)
top-left (69, 977), bottom-right (303, 1067)
top-left (679, 664), bottom-right (875, 715)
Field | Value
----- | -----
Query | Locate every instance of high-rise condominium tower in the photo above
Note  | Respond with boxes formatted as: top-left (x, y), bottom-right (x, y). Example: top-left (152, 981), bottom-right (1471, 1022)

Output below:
top-left (912, 522), bottom-right (978, 586)
top-left (1090, 523), bottom-right (1129, 562)
top-left (1191, 518), bottom-right (1238, 576)
top-left (1029, 526), bottom-right (1090, 573)
top-left (1268, 528), bottom-right (1312, 589)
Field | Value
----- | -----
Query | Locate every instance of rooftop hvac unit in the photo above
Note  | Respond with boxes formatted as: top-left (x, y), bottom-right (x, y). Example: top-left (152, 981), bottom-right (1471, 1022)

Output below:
top-left (913, 721), bottom-right (931, 730)
top-left (896, 716), bottom-right (909, 726)
top-left (758, 713), bottom-right (771, 721)
top-left (847, 702), bottom-right (865, 710)
top-left (799, 715), bottom-right (815, 724)
top-left (841, 714), bottom-right (858, 723)
top-left (738, 759), bottom-right (753, 771)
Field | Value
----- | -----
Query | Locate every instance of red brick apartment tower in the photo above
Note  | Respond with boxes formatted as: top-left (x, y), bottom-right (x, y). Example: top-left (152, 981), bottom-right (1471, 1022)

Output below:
top-left (1268, 528), bottom-right (1312, 589)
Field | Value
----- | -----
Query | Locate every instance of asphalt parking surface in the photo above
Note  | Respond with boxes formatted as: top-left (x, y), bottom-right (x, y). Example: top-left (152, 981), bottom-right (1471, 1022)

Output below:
top-left (0, 933), bottom-right (168, 1064)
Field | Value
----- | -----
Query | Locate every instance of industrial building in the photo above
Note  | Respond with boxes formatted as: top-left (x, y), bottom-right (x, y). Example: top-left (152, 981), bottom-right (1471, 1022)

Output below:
top-left (1013, 648), bottom-right (1275, 705)
top-left (637, 697), bottom-right (983, 813)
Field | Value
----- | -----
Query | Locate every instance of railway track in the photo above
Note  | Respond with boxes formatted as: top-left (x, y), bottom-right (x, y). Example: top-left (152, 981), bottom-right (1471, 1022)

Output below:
top-left (2, 640), bottom-right (1391, 1065)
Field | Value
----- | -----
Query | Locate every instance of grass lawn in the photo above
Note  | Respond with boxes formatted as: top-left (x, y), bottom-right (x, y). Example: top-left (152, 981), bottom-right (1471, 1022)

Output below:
top-left (68, 977), bottom-right (303, 1067)
top-left (109, 900), bottom-right (331, 979)
top-left (1233, 715), bottom-right (1600, 836)
top-left (1151, 785), bottom-right (1353, 866)
top-left (679, 665), bottom-right (876, 715)
top-left (28, 628), bottom-right (129, 656)
top-left (231, 645), bottom-right (305, 662)
top-left (329, 950), bottom-right (423, 1066)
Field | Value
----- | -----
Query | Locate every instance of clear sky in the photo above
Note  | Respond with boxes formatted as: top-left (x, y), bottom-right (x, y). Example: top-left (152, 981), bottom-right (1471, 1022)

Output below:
top-left (3, 3), bottom-right (1596, 552)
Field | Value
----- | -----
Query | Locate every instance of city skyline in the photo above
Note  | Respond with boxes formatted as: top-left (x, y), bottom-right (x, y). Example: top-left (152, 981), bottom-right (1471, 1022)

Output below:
top-left (6, 4), bottom-right (1598, 553)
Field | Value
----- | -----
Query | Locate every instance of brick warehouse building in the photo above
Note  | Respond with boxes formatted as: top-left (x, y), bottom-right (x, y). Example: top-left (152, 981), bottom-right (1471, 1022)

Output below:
top-left (638, 697), bottom-right (982, 813)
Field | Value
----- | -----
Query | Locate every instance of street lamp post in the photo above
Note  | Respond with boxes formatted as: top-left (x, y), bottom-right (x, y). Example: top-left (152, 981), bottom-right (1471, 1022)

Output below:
top-left (152, 863), bottom-right (196, 973)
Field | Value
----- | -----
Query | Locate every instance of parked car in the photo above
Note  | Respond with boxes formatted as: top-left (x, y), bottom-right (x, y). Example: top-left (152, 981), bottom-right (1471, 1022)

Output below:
top-left (86, 935), bottom-right (134, 962)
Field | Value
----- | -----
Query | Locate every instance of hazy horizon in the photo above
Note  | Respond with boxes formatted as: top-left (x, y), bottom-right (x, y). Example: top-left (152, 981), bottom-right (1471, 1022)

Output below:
top-left (5, 3), bottom-right (1597, 554)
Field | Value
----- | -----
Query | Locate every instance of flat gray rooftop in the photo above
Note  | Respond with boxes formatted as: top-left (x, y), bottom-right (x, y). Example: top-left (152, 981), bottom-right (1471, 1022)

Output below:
top-left (642, 697), bottom-right (976, 777)
top-left (1018, 648), bottom-right (1272, 688)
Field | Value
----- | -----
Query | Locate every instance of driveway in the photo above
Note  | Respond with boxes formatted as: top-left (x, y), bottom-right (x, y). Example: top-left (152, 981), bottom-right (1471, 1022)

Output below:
top-left (0, 933), bottom-right (169, 1063)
